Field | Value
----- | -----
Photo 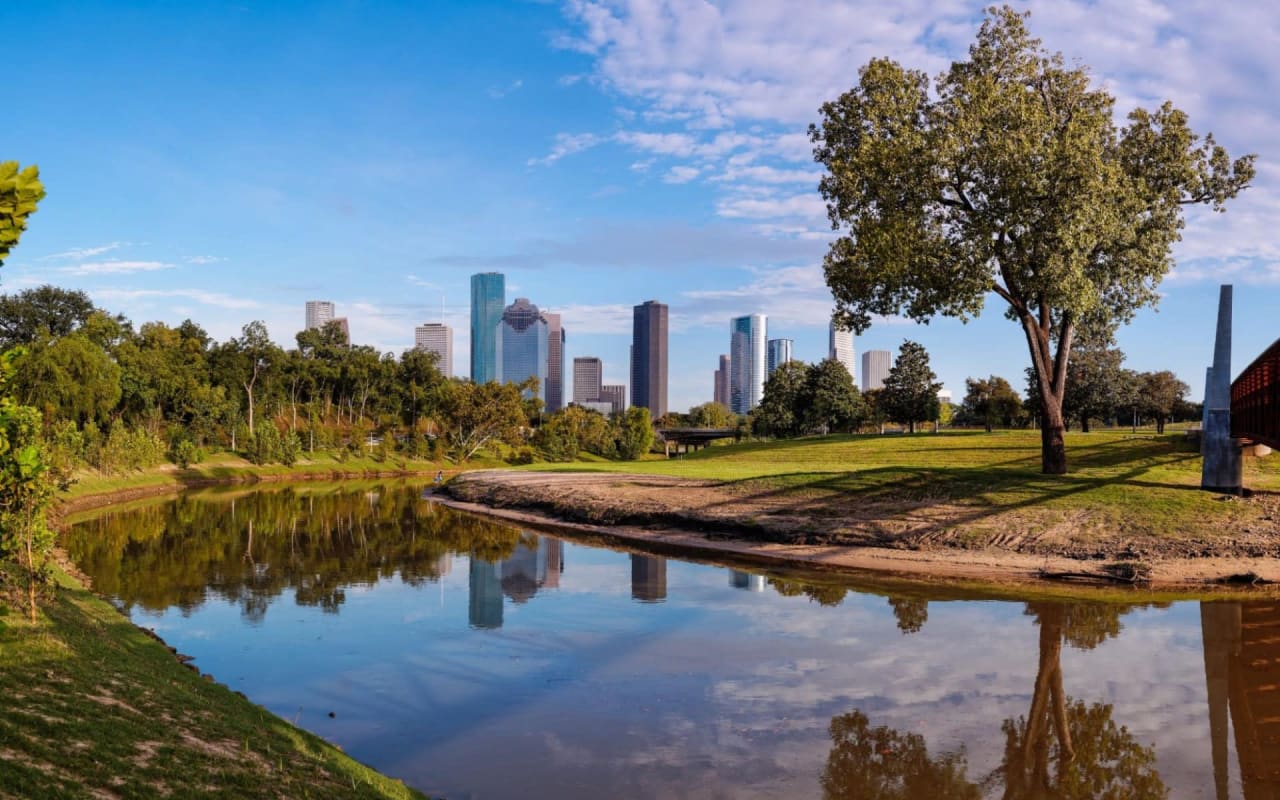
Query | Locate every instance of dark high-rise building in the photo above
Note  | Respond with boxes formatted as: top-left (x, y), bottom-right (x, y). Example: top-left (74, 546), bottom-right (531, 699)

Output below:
top-left (470, 272), bottom-right (505, 383)
top-left (630, 554), bottom-right (667, 602)
top-left (468, 557), bottom-right (503, 629)
top-left (545, 312), bottom-right (565, 413)
top-left (600, 384), bottom-right (626, 414)
top-left (631, 300), bottom-right (668, 418)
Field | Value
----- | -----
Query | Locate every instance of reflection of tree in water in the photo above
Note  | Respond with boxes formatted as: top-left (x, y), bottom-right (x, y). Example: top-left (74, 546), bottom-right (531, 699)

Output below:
top-left (888, 597), bottom-right (928, 634)
top-left (992, 603), bottom-right (1166, 799)
top-left (821, 709), bottom-right (981, 799)
top-left (821, 602), bottom-right (1168, 799)
top-left (767, 577), bottom-right (848, 607)
top-left (64, 485), bottom-right (525, 619)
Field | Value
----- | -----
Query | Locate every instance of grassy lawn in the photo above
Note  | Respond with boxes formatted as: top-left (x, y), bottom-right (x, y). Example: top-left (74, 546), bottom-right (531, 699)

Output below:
top-left (0, 570), bottom-right (427, 800)
top-left (526, 429), bottom-right (1280, 540)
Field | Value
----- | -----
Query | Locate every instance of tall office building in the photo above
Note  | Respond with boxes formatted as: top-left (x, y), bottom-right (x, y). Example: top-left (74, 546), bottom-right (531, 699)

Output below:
top-left (631, 300), bottom-right (668, 418)
top-left (497, 298), bottom-right (549, 401)
top-left (468, 558), bottom-right (503, 629)
top-left (862, 350), bottom-right (892, 392)
top-left (630, 554), bottom-right (667, 602)
top-left (470, 272), bottom-right (505, 383)
top-left (829, 322), bottom-right (857, 384)
top-left (714, 354), bottom-right (731, 407)
top-left (573, 357), bottom-right (603, 405)
top-left (305, 300), bottom-right (335, 331)
top-left (766, 338), bottom-right (794, 377)
top-left (414, 323), bottom-right (453, 377)
top-left (544, 312), bottom-right (565, 413)
top-left (599, 385), bottom-right (626, 414)
top-left (729, 314), bottom-right (767, 414)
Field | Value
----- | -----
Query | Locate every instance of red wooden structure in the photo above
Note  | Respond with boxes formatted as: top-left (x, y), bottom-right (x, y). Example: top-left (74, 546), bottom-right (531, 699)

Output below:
top-left (1232, 337), bottom-right (1280, 449)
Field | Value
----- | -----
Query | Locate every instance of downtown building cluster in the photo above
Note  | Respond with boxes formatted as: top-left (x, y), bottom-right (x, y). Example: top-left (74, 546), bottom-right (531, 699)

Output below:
top-left (308, 274), bottom-right (669, 417)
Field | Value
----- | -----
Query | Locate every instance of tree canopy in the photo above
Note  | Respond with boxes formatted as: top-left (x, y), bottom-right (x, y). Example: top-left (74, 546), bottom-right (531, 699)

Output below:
top-left (810, 6), bottom-right (1253, 473)
top-left (880, 341), bottom-right (941, 433)
top-left (0, 162), bottom-right (44, 271)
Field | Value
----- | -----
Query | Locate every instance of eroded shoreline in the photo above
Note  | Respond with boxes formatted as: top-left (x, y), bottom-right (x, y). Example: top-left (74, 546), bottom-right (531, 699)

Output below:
top-left (442, 470), bottom-right (1280, 589)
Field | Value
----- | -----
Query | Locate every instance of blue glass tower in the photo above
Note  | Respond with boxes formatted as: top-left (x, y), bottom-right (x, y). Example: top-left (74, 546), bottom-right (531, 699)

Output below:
top-left (470, 272), bottom-right (505, 382)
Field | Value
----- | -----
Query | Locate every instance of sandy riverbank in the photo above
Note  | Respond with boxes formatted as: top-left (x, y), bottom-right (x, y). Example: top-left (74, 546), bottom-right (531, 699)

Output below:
top-left (442, 470), bottom-right (1280, 588)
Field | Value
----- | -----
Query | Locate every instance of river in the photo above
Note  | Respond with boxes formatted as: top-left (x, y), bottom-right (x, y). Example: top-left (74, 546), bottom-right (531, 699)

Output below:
top-left (63, 482), bottom-right (1279, 799)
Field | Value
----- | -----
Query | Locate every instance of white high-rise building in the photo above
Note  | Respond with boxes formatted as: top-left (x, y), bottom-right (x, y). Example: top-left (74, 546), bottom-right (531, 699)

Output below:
top-left (305, 300), bottom-right (335, 331)
top-left (729, 314), bottom-right (767, 414)
top-left (862, 350), bottom-right (892, 392)
top-left (414, 323), bottom-right (453, 377)
top-left (829, 322), bottom-right (857, 385)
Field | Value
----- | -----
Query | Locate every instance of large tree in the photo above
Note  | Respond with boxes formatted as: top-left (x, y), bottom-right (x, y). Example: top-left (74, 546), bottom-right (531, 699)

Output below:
top-left (961, 375), bottom-right (1024, 432)
top-left (1138, 370), bottom-right (1189, 434)
top-left (880, 341), bottom-right (941, 433)
top-left (810, 7), bottom-right (1253, 473)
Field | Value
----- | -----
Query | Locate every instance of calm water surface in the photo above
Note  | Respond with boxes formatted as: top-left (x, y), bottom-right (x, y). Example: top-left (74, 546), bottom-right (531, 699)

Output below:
top-left (65, 483), bottom-right (1280, 799)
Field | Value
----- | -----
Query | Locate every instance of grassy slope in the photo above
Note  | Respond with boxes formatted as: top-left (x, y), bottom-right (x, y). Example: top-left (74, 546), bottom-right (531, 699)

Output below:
top-left (526, 429), bottom-right (1280, 540)
top-left (0, 571), bottom-right (426, 800)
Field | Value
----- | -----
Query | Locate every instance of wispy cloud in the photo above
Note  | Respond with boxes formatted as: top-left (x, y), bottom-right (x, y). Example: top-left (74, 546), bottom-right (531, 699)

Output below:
top-left (662, 165), bottom-right (700, 184)
top-left (41, 242), bottom-right (130, 261)
top-left (93, 288), bottom-right (262, 310)
top-left (527, 132), bottom-right (603, 166)
top-left (488, 78), bottom-right (524, 98)
top-left (184, 255), bottom-right (224, 265)
top-left (61, 260), bottom-right (174, 276)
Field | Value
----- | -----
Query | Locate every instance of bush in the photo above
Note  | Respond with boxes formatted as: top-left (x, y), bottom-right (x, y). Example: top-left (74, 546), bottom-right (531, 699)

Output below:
top-left (508, 446), bottom-right (536, 465)
top-left (95, 425), bottom-right (166, 473)
top-left (280, 432), bottom-right (302, 467)
top-left (245, 423), bottom-right (283, 465)
top-left (170, 439), bottom-right (203, 469)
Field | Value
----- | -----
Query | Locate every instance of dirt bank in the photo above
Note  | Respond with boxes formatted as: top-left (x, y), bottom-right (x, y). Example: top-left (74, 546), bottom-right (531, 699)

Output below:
top-left (443, 470), bottom-right (1280, 587)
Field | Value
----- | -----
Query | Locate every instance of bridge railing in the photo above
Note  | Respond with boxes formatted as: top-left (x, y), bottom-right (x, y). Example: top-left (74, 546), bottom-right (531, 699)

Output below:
top-left (1232, 337), bottom-right (1280, 449)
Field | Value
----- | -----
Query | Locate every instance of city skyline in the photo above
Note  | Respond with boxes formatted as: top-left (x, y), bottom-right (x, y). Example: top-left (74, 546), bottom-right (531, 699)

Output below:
top-left (730, 314), bottom-right (767, 414)
top-left (3, 2), bottom-right (1273, 414)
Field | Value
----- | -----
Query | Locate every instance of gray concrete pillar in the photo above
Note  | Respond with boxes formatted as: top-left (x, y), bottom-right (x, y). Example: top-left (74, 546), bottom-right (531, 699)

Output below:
top-left (1202, 286), bottom-right (1243, 492)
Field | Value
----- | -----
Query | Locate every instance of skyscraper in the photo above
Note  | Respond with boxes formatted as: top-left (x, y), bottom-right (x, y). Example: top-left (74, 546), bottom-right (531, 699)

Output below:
top-left (767, 338), bottom-right (794, 377)
top-left (599, 384), bottom-right (626, 414)
top-left (573, 357), bottom-right (603, 405)
top-left (414, 323), bottom-right (453, 377)
top-left (729, 314), bottom-right (767, 414)
top-left (714, 354), bottom-right (730, 407)
top-left (468, 558), bottom-right (503, 629)
top-left (631, 300), bottom-right (668, 418)
top-left (544, 312), bottom-right (565, 413)
top-left (829, 322), bottom-right (857, 384)
top-left (305, 300), bottom-right (335, 331)
top-left (497, 298), bottom-right (549, 401)
top-left (470, 272), bottom-right (505, 383)
top-left (862, 350), bottom-right (892, 392)
top-left (630, 554), bottom-right (667, 602)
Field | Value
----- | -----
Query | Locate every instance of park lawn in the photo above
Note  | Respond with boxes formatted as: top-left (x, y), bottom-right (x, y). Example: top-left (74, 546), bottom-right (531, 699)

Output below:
top-left (527, 430), bottom-right (1280, 540)
top-left (0, 568), bottom-right (427, 800)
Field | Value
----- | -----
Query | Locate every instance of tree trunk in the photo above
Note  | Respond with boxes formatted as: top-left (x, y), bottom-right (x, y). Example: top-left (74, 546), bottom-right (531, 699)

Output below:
top-left (25, 520), bottom-right (37, 623)
top-left (1081, 416), bottom-right (1090, 433)
top-left (908, 420), bottom-right (915, 434)
top-left (1039, 397), bottom-right (1068, 474)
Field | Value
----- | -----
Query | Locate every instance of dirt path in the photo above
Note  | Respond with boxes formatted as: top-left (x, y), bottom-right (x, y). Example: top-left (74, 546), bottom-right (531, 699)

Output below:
top-left (443, 470), bottom-right (1280, 587)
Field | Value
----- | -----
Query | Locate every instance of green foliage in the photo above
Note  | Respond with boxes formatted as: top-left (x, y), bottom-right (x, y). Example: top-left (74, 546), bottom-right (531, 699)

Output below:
top-left (1138, 370), bottom-right (1190, 434)
top-left (0, 162), bottom-right (45, 272)
top-left (170, 439), bottom-right (203, 470)
top-left (805, 358), bottom-right (866, 434)
top-left (536, 405), bottom-right (610, 462)
top-left (0, 349), bottom-right (59, 622)
top-left (613, 407), bottom-right (656, 460)
top-left (880, 341), bottom-right (941, 433)
top-left (441, 380), bottom-right (529, 461)
top-left (959, 375), bottom-right (1025, 431)
top-left (12, 332), bottom-right (122, 426)
top-left (686, 402), bottom-right (737, 429)
top-left (0, 285), bottom-right (99, 350)
top-left (245, 423), bottom-right (284, 466)
top-left (821, 709), bottom-right (980, 799)
top-left (95, 425), bottom-right (166, 474)
top-left (810, 6), bottom-right (1253, 472)
top-left (754, 361), bottom-right (812, 438)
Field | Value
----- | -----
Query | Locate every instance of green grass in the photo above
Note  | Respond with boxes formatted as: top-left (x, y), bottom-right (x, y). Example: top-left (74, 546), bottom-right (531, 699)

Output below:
top-left (523, 429), bottom-right (1280, 540)
top-left (0, 569), bottom-right (428, 799)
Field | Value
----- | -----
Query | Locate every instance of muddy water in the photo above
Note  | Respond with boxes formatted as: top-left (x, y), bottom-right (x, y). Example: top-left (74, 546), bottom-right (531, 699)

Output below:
top-left (65, 483), bottom-right (1279, 799)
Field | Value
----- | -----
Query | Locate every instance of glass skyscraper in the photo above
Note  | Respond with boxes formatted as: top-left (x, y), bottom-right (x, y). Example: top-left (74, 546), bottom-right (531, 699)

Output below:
top-left (630, 300), bottom-right (668, 418)
top-left (470, 272), bottom-right (505, 383)
top-left (730, 314), bottom-right (767, 414)
top-left (766, 338), bottom-right (793, 377)
top-left (497, 298), bottom-right (549, 401)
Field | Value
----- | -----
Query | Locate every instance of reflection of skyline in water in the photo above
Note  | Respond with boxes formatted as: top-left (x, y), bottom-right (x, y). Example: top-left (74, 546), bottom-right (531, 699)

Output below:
top-left (62, 486), bottom-right (1280, 799)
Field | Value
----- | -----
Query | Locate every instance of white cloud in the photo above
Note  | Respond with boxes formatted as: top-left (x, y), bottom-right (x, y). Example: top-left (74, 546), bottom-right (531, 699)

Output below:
top-left (715, 193), bottom-right (827, 220)
top-left (93, 288), bottom-right (263, 311)
top-left (61, 260), bottom-right (174, 276)
top-left (40, 241), bottom-right (130, 261)
top-left (184, 255), bottom-right (225, 265)
top-left (527, 132), bottom-right (603, 166)
top-left (488, 78), bottom-right (524, 98)
top-left (662, 165), bottom-right (700, 184)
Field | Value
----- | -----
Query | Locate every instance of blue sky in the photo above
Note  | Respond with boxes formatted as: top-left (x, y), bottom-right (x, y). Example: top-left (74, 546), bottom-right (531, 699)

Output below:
top-left (3, 0), bottom-right (1277, 412)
